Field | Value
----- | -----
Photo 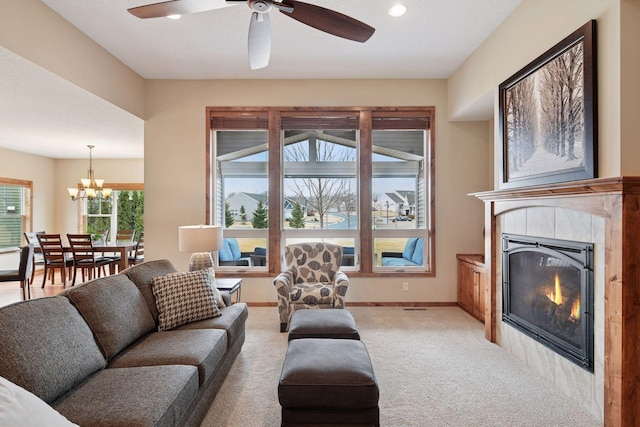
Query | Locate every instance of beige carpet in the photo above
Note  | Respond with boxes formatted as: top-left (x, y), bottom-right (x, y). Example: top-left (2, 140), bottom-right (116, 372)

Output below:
top-left (201, 306), bottom-right (602, 426)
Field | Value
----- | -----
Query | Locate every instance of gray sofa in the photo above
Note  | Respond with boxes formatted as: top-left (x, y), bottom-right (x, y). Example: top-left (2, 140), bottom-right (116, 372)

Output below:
top-left (0, 259), bottom-right (248, 427)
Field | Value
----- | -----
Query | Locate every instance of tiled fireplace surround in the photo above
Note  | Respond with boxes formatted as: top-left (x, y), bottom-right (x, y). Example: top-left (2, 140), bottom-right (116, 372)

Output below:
top-left (475, 177), bottom-right (640, 426)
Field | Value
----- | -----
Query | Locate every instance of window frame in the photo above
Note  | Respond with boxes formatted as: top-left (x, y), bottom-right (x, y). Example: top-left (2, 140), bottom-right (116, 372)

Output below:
top-left (0, 178), bottom-right (32, 249)
top-left (78, 183), bottom-right (144, 241)
top-left (206, 107), bottom-right (435, 278)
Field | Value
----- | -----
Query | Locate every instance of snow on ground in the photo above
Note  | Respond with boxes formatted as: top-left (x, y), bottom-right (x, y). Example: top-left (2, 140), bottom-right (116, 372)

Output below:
top-left (510, 145), bottom-right (584, 179)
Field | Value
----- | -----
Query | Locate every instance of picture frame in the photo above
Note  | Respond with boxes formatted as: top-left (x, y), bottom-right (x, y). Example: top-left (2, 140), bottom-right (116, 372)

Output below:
top-left (498, 20), bottom-right (597, 189)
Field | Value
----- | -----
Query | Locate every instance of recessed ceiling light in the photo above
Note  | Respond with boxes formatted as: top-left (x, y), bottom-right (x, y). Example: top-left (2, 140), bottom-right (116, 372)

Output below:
top-left (389, 4), bottom-right (407, 17)
top-left (166, 14), bottom-right (181, 20)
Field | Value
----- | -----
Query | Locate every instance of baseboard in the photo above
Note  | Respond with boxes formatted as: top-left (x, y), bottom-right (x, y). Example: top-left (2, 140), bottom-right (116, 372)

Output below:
top-left (244, 302), bottom-right (457, 308)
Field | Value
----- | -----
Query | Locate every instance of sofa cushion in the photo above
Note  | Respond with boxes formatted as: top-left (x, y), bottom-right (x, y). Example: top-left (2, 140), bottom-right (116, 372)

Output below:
top-left (402, 237), bottom-right (419, 261)
top-left (0, 375), bottom-right (78, 427)
top-left (411, 238), bottom-right (424, 265)
top-left (177, 302), bottom-right (248, 345)
top-left (107, 329), bottom-right (227, 386)
top-left (227, 238), bottom-right (242, 260)
top-left (287, 243), bottom-right (342, 283)
top-left (218, 239), bottom-right (235, 261)
top-left (152, 269), bottom-right (221, 331)
top-left (290, 283), bottom-right (334, 305)
top-left (122, 259), bottom-right (178, 322)
top-left (288, 309), bottom-right (360, 340)
top-left (64, 274), bottom-right (156, 361)
top-left (53, 366), bottom-right (198, 427)
top-left (0, 296), bottom-right (106, 403)
top-left (381, 257), bottom-right (418, 267)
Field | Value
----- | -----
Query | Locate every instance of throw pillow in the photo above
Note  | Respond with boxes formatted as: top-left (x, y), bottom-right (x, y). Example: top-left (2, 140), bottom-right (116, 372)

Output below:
top-left (0, 376), bottom-right (78, 427)
top-left (151, 269), bottom-right (221, 331)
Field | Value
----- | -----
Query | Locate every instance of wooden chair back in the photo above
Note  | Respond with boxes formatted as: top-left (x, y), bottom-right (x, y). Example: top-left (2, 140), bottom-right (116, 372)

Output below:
top-left (37, 233), bottom-right (71, 287)
top-left (129, 232), bottom-right (144, 266)
top-left (135, 231), bottom-right (144, 259)
top-left (37, 234), bottom-right (67, 266)
top-left (116, 229), bottom-right (136, 242)
top-left (67, 234), bottom-right (114, 285)
top-left (67, 234), bottom-right (96, 265)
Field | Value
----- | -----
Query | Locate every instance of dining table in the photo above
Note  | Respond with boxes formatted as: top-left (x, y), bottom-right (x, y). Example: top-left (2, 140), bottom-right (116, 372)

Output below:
top-left (92, 241), bottom-right (138, 272)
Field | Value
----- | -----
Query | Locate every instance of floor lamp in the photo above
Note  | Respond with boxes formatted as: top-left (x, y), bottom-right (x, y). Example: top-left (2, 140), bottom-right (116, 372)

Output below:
top-left (178, 225), bottom-right (224, 272)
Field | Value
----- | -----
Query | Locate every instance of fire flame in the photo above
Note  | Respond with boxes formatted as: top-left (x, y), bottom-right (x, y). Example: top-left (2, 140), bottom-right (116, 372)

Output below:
top-left (545, 273), bottom-right (581, 321)
top-left (546, 273), bottom-right (563, 305)
top-left (571, 299), bottom-right (581, 320)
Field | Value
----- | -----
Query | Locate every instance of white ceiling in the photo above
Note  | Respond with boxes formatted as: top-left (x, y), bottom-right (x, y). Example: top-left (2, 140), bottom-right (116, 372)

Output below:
top-left (0, 0), bottom-right (521, 159)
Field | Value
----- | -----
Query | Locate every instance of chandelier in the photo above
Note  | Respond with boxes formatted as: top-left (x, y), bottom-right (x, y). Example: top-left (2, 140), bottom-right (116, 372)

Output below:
top-left (67, 145), bottom-right (112, 201)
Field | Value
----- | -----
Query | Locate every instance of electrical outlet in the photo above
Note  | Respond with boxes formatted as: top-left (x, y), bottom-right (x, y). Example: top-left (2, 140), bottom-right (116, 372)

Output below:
top-left (403, 282), bottom-right (409, 291)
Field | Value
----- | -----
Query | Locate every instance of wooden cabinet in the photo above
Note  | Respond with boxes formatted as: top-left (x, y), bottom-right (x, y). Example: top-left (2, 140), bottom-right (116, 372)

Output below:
top-left (457, 254), bottom-right (486, 323)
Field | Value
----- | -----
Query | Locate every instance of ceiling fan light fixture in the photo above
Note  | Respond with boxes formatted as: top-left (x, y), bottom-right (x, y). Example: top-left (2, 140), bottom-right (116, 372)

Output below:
top-left (248, 0), bottom-right (272, 13)
top-left (128, 0), bottom-right (375, 68)
top-left (166, 14), bottom-right (181, 19)
top-left (389, 4), bottom-right (407, 17)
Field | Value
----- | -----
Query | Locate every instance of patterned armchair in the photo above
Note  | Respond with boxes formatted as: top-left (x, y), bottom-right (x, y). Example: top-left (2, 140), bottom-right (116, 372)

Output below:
top-left (273, 242), bottom-right (349, 332)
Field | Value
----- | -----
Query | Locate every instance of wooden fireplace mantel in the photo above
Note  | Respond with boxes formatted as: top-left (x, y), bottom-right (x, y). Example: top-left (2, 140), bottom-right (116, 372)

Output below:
top-left (473, 177), bottom-right (640, 427)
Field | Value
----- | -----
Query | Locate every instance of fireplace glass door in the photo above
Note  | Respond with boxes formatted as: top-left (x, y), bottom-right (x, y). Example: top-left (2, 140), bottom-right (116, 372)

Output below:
top-left (502, 234), bottom-right (594, 371)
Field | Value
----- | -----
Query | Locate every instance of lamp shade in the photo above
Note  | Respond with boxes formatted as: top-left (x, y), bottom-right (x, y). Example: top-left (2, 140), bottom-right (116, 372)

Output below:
top-left (178, 225), bottom-right (223, 253)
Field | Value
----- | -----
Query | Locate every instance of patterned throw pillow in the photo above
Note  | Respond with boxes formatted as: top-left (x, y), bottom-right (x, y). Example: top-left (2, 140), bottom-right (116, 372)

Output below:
top-left (151, 269), bottom-right (221, 331)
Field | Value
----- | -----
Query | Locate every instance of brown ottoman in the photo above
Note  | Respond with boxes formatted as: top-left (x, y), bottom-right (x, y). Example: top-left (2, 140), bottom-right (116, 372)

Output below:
top-left (278, 338), bottom-right (379, 426)
top-left (288, 309), bottom-right (360, 341)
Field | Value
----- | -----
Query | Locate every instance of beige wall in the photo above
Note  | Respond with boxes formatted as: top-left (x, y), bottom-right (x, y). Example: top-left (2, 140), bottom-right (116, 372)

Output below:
top-left (143, 79), bottom-right (491, 303)
top-left (448, 0), bottom-right (625, 185)
top-left (619, 0), bottom-right (640, 174)
top-left (0, 147), bottom-right (56, 233)
top-left (0, 0), bottom-right (145, 118)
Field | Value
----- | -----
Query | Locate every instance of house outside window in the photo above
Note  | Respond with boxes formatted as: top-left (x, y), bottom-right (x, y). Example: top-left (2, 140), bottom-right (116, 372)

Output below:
top-left (208, 107), bottom-right (434, 276)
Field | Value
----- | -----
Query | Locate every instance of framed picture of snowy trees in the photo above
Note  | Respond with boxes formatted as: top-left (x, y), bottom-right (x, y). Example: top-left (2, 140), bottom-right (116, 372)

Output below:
top-left (498, 20), bottom-right (597, 189)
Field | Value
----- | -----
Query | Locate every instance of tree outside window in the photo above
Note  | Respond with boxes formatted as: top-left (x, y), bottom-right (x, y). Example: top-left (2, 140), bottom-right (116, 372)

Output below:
top-left (86, 190), bottom-right (144, 241)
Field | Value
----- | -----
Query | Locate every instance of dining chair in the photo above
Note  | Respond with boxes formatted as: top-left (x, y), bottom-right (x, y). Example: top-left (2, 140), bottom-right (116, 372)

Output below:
top-left (105, 229), bottom-right (137, 273)
top-left (97, 229), bottom-right (110, 244)
top-left (128, 231), bottom-right (144, 267)
top-left (67, 234), bottom-right (113, 286)
top-left (36, 234), bottom-right (73, 288)
top-left (0, 244), bottom-right (34, 300)
top-left (116, 229), bottom-right (136, 242)
top-left (23, 231), bottom-right (45, 284)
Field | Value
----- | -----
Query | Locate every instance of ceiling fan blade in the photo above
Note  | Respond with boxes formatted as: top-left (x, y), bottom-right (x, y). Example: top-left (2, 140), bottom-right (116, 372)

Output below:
top-left (279, 0), bottom-right (375, 43)
top-left (248, 11), bottom-right (271, 70)
top-left (128, 0), bottom-right (236, 19)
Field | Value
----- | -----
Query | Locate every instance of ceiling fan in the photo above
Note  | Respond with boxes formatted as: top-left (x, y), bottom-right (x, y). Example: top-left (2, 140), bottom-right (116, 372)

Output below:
top-left (128, 0), bottom-right (375, 70)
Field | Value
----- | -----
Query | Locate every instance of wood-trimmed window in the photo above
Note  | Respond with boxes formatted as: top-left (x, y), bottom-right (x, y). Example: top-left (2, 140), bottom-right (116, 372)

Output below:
top-left (206, 107), bottom-right (435, 277)
top-left (0, 178), bottom-right (32, 249)
top-left (77, 183), bottom-right (144, 241)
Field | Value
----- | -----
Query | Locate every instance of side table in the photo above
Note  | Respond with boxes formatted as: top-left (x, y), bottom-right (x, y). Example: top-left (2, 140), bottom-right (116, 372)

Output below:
top-left (215, 278), bottom-right (242, 304)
